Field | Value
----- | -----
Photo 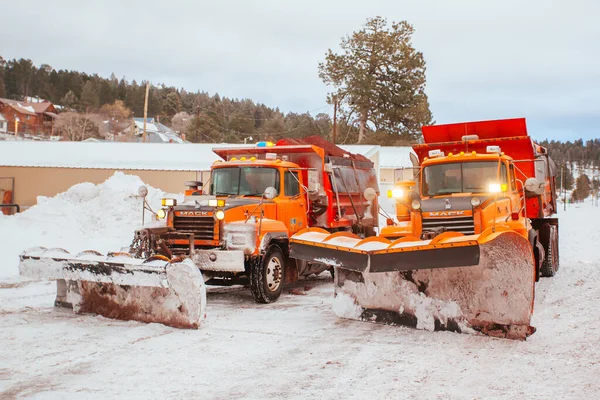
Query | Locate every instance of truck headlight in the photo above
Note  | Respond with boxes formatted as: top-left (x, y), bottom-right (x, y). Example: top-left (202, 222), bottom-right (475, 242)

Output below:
top-left (470, 197), bottom-right (481, 207)
top-left (387, 189), bottom-right (404, 198)
top-left (216, 210), bottom-right (225, 220)
top-left (156, 209), bottom-right (167, 219)
top-left (488, 183), bottom-right (501, 193)
top-left (161, 198), bottom-right (177, 207)
top-left (208, 199), bottom-right (226, 207)
top-left (411, 199), bottom-right (421, 210)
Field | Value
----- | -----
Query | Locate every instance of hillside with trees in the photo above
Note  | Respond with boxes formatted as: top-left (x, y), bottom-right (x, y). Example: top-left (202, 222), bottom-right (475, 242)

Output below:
top-left (540, 139), bottom-right (600, 201)
top-left (0, 56), bottom-right (336, 143)
top-left (0, 18), bottom-right (436, 145)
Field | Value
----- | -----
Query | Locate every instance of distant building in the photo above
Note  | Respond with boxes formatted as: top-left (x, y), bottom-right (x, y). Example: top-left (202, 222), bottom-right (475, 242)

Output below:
top-left (0, 142), bottom-right (385, 210)
top-left (0, 98), bottom-right (58, 135)
top-left (133, 117), bottom-right (185, 143)
top-left (0, 113), bottom-right (7, 134)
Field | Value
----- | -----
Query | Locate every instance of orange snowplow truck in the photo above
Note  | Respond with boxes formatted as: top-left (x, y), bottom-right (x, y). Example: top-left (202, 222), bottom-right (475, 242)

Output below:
top-left (290, 118), bottom-right (558, 340)
top-left (141, 137), bottom-right (378, 303)
top-left (381, 117), bottom-right (559, 279)
top-left (20, 136), bottom-right (379, 329)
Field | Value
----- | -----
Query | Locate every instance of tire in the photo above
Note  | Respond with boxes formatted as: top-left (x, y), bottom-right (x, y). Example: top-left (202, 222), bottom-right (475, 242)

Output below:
top-left (250, 245), bottom-right (285, 303)
top-left (541, 226), bottom-right (558, 277)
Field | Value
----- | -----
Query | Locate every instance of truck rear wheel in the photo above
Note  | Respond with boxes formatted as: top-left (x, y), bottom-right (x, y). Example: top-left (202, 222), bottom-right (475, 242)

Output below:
top-left (251, 246), bottom-right (285, 303)
top-left (541, 226), bottom-right (559, 277)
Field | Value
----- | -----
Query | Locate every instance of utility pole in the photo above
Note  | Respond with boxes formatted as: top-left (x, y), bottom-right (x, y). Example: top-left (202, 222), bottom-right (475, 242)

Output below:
top-left (142, 82), bottom-right (150, 143)
top-left (332, 96), bottom-right (338, 144)
top-left (563, 166), bottom-right (567, 211)
top-left (561, 165), bottom-right (565, 211)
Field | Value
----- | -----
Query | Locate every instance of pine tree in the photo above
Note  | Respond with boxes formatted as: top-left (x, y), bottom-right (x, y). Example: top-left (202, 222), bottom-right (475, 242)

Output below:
top-left (572, 174), bottom-right (591, 202)
top-left (80, 80), bottom-right (99, 111)
top-left (319, 16), bottom-right (432, 143)
top-left (60, 90), bottom-right (78, 110)
top-left (0, 57), bottom-right (5, 98)
top-left (163, 91), bottom-right (182, 118)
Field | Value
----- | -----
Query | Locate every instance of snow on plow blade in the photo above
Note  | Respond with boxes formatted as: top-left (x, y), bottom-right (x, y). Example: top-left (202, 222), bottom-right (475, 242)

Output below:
top-left (290, 227), bottom-right (535, 340)
top-left (19, 248), bottom-right (206, 329)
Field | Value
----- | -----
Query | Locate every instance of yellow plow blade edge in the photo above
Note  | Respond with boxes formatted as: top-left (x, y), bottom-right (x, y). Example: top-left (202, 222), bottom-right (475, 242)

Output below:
top-left (290, 227), bottom-right (535, 340)
top-left (19, 248), bottom-right (206, 329)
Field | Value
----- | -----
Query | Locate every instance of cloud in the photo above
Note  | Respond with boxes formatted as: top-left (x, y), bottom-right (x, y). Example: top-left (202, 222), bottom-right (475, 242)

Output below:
top-left (2, 0), bottom-right (599, 140)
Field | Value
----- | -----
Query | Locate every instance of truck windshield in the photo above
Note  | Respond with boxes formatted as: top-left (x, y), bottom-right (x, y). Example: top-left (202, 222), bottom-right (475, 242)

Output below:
top-left (422, 161), bottom-right (507, 196)
top-left (211, 167), bottom-right (280, 196)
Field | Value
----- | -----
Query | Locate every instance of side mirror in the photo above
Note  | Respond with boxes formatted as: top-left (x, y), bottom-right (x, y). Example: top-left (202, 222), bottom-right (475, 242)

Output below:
top-left (184, 181), bottom-right (203, 190)
top-left (363, 187), bottom-right (377, 201)
top-left (524, 178), bottom-right (545, 196)
top-left (307, 169), bottom-right (320, 193)
top-left (263, 186), bottom-right (277, 200)
top-left (138, 185), bottom-right (148, 198)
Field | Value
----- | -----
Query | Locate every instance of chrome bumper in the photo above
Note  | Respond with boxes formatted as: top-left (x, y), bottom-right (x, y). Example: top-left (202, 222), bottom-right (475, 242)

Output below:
top-left (190, 249), bottom-right (245, 272)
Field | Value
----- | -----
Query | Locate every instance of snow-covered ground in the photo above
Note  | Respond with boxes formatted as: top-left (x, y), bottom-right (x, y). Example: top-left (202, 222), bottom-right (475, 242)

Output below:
top-left (1, 174), bottom-right (599, 399)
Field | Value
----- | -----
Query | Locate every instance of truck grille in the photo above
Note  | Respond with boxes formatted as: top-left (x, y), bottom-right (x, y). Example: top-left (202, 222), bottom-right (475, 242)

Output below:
top-left (422, 215), bottom-right (475, 235)
top-left (173, 215), bottom-right (216, 241)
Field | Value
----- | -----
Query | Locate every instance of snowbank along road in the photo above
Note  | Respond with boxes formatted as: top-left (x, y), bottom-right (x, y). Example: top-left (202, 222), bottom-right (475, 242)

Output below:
top-left (1, 173), bottom-right (599, 399)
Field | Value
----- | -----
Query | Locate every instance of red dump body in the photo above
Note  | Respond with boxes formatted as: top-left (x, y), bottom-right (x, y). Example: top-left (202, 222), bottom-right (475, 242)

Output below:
top-left (413, 118), bottom-right (557, 219)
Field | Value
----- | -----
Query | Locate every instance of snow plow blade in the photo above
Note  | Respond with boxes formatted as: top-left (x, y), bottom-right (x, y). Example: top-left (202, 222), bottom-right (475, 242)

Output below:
top-left (19, 248), bottom-right (206, 329)
top-left (290, 227), bottom-right (535, 340)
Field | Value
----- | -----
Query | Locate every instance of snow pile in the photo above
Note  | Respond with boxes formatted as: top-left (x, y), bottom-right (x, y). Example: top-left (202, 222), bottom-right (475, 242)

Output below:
top-left (409, 291), bottom-right (465, 332)
top-left (332, 291), bottom-right (363, 320)
top-left (0, 172), bottom-right (181, 280)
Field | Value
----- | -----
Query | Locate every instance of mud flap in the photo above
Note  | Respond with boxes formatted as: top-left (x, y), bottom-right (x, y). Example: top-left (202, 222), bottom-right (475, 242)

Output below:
top-left (291, 227), bottom-right (536, 340)
top-left (19, 248), bottom-right (206, 329)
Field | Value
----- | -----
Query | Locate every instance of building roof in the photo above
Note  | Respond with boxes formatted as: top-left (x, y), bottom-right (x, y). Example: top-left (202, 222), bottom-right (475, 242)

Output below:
top-left (339, 145), bottom-right (380, 160)
top-left (134, 117), bottom-right (156, 124)
top-left (0, 141), bottom-right (382, 172)
top-left (30, 102), bottom-right (54, 114)
top-left (133, 120), bottom-right (185, 143)
top-left (0, 98), bottom-right (54, 116)
top-left (82, 138), bottom-right (106, 143)
top-left (379, 146), bottom-right (416, 168)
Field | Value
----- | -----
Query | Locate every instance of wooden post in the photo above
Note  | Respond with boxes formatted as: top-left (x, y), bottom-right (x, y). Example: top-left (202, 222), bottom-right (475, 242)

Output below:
top-left (332, 96), bottom-right (337, 144)
top-left (142, 82), bottom-right (150, 143)
top-left (560, 165), bottom-right (567, 211)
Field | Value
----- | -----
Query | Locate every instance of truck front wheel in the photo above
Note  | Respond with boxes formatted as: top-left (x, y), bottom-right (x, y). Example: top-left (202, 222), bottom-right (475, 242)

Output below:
top-left (251, 246), bottom-right (285, 303)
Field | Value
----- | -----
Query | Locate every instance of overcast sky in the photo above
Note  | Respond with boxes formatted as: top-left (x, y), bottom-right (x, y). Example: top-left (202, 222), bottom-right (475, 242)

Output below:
top-left (3, 0), bottom-right (599, 141)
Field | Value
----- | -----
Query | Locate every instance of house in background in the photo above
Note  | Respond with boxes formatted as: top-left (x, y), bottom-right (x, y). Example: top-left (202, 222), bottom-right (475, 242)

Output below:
top-left (0, 113), bottom-right (7, 134)
top-left (0, 98), bottom-right (58, 135)
top-left (133, 117), bottom-right (185, 143)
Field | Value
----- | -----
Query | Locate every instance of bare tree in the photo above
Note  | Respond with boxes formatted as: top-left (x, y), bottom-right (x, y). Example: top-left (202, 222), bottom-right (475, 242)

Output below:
top-left (171, 111), bottom-right (192, 136)
top-left (55, 112), bottom-right (107, 141)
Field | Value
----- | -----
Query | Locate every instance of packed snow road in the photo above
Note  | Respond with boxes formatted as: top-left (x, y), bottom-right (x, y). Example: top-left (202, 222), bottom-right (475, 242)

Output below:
top-left (1, 175), bottom-right (599, 399)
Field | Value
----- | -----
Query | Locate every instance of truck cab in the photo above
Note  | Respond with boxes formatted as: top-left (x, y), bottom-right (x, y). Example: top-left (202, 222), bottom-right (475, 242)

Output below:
top-left (381, 150), bottom-right (529, 241)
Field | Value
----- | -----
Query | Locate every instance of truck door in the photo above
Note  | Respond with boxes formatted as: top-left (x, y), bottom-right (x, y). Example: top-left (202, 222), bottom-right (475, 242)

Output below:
top-left (281, 170), bottom-right (308, 234)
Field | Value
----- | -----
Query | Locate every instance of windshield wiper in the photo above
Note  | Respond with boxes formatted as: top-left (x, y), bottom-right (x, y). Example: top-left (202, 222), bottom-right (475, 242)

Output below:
top-left (214, 192), bottom-right (236, 196)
